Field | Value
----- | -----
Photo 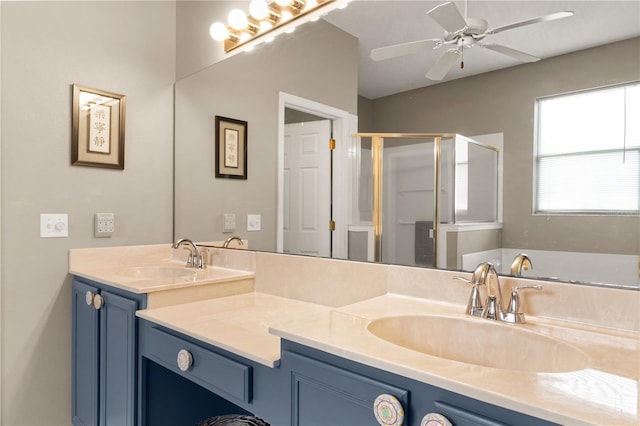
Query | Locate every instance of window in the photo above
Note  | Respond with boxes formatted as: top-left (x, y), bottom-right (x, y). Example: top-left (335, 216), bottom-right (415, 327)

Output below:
top-left (534, 82), bottom-right (640, 214)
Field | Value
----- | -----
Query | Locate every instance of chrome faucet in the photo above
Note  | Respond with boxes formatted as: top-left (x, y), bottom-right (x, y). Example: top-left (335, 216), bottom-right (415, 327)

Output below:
top-left (172, 238), bottom-right (205, 269)
top-left (473, 262), bottom-right (503, 321)
top-left (510, 253), bottom-right (533, 277)
top-left (456, 261), bottom-right (542, 324)
top-left (222, 236), bottom-right (244, 248)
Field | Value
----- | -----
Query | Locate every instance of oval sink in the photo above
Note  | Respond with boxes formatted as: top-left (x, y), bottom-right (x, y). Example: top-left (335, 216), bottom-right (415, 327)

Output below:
top-left (118, 266), bottom-right (197, 281)
top-left (367, 315), bottom-right (590, 373)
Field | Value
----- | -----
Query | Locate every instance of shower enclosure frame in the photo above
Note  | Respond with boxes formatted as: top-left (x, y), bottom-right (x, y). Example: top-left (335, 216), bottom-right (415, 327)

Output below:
top-left (355, 133), bottom-right (500, 266)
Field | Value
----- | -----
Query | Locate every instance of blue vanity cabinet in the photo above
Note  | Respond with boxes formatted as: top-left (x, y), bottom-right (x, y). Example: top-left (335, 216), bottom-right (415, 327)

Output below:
top-left (72, 277), bottom-right (145, 426)
top-left (281, 341), bottom-right (558, 426)
top-left (138, 319), bottom-right (291, 426)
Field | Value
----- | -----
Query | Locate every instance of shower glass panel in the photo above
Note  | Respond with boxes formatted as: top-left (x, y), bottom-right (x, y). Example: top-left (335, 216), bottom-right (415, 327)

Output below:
top-left (381, 138), bottom-right (436, 267)
top-left (351, 133), bottom-right (500, 267)
top-left (454, 137), bottom-right (499, 222)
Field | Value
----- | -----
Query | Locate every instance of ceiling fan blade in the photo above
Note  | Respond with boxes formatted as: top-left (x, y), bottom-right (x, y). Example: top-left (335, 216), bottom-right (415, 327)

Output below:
top-left (370, 38), bottom-right (441, 61)
top-left (426, 49), bottom-right (460, 80)
top-left (427, 2), bottom-right (467, 33)
top-left (485, 11), bottom-right (574, 35)
top-left (480, 44), bottom-right (540, 63)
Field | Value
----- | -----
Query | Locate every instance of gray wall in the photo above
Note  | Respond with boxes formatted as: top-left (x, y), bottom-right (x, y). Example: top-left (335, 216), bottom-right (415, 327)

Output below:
top-left (1, 2), bottom-right (176, 424)
top-left (364, 37), bottom-right (640, 255)
top-left (174, 18), bottom-right (358, 250)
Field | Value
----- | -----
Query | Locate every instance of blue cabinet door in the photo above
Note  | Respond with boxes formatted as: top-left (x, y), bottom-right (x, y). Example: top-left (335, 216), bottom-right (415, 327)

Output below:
top-left (283, 350), bottom-right (409, 426)
top-left (99, 290), bottom-right (138, 426)
top-left (72, 277), bottom-right (141, 426)
top-left (72, 280), bottom-right (100, 426)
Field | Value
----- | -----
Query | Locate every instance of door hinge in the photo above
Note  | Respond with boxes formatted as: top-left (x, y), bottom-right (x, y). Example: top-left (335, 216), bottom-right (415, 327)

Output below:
top-left (329, 220), bottom-right (336, 231)
top-left (329, 138), bottom-right (336, 150)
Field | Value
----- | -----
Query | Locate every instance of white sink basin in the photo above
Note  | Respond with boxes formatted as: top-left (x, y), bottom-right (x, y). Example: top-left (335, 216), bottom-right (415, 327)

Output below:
top-left (367, 315), bottom-right (590, 373)
top-left (117, 266), bottom-right (197, 281)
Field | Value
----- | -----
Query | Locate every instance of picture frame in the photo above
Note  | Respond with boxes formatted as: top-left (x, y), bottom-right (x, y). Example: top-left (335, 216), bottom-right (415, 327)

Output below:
top-left (215, 115), bottom-right (248, 179)
top-left (71, 84), bottom-right (126, 169)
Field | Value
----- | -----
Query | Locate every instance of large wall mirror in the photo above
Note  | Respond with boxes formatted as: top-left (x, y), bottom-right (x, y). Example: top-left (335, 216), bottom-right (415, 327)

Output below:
top-left (174, 1), bottom-right (639, 289)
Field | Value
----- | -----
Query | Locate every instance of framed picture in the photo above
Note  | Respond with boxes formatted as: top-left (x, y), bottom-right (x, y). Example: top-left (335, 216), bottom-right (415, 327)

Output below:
top-left (215, 115), bottom-right (247, 179)
top-left (71, 84), bottom-right (126, 169)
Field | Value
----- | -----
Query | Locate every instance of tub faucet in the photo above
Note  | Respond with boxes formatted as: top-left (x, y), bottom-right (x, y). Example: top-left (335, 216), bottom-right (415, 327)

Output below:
top-left (223, 236), bottom-right (244, 248)
top-left (510, 253), bottom-right (533, 277)
top-left (172, 238), bottom-right (205, 269)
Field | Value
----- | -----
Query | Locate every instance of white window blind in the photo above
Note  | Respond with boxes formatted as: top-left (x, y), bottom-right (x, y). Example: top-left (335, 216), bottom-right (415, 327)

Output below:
top-left (535, 82), bottom-right (640, 214)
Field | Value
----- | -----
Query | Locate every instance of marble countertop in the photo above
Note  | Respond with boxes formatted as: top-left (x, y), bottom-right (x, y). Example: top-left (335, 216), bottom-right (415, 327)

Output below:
top-left (137, 292), bottom-right (330, 366)
top-left (138, 291), bottom-right (639, 426)
top-left (69, 244), bottom-right (254, 293)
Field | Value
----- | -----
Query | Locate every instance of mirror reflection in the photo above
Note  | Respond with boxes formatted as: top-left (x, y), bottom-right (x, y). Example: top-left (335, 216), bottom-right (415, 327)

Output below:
top-left (174, 1), bottom-right (639, 289)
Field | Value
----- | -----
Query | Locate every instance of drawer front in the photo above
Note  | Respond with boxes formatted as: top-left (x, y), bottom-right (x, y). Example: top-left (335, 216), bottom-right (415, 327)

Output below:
top-left (143, 325), bottom-right (252, 403)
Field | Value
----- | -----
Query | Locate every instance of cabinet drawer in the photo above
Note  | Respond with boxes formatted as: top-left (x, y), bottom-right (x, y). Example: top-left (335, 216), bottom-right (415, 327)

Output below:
top-left (144, 325), bottom-right (252, 403)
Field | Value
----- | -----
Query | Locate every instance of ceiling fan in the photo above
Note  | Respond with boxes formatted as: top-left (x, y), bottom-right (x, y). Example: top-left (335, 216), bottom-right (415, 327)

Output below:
top-left (370, 1), bottom-right (574, 81)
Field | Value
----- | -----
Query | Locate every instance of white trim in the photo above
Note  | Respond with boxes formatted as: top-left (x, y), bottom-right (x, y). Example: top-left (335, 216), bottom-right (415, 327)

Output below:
top-left (277, 92), bottom-right (353, 259)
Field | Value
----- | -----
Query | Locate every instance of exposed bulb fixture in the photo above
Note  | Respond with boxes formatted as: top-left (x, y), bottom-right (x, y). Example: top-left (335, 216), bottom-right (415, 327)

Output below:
top-left (209, 0), bottom-right (340, 53)
top-left (249, 0), bottom-right (270, 20)
top-left (209, 22), bottom-right (229, 41)
top-left (228, 9), bottom-right (248, 30)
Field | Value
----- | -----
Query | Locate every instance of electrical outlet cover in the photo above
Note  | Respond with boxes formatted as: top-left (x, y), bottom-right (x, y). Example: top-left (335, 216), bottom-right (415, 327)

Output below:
top-left (94, 213), bottom-right (114, 238)
top-left (223, 213), bottom-right (236, 233)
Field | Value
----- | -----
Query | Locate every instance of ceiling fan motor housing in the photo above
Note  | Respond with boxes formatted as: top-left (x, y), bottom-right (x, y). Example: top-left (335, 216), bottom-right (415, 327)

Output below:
top-left (444, 17), bottom-right (488, 41)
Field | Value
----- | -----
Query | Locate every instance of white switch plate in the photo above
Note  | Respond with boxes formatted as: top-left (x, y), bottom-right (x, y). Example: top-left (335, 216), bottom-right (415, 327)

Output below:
top-left (40, 214), bottom-right (69, 238)
top-left (94, 213), bottom-right (114, 238)
top-left (247, 214), bottom-right (261, 231)
top-left (223, 213), bottom-right (236, 233)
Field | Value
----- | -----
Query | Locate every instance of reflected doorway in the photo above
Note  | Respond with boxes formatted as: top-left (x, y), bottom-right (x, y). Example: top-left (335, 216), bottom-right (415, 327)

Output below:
top-left (277, 92), bottom-right (353, 259)
top-left (283, 115), bottom-right (332, 257)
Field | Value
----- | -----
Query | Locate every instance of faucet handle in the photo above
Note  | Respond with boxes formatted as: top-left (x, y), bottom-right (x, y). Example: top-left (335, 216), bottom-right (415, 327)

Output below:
top-left (453, 276), bottom-right (485, 317)
top-left (503, 284), bottom-right (542, 324)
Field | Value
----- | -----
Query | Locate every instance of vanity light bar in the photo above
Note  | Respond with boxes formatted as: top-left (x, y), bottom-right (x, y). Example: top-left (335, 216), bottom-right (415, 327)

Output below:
top-left (211, 0), bottom-right (347, 53)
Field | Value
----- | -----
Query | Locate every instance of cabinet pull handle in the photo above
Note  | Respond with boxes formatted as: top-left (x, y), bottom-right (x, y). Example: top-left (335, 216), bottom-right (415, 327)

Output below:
top-left (177, 349), bottom-right (193, 372)
top-left (92, 294), bottom-right (104, 310)
top-left (374, 394), bottom-right (404, 426)
top-left (421, 413), bottom-right (452, 426)
top-left (85, 291), bottom-right (95, 306)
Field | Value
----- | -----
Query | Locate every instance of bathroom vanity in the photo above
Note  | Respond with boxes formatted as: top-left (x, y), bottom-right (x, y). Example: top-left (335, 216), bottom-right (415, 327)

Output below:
top-left (70, 244), bottom-right (640, 426)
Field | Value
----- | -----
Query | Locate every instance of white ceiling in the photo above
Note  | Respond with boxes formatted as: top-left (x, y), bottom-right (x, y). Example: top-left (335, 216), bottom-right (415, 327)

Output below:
top-left (322, 0), bottom-right (640, 99)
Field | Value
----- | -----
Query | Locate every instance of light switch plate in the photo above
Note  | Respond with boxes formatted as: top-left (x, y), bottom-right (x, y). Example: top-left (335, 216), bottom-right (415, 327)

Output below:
top-left (94, 213), bottom-right (114, 238)
top-left (247, 214), bottom-right (261, 231)
top-left (40, 214), bottom-right (69, 238)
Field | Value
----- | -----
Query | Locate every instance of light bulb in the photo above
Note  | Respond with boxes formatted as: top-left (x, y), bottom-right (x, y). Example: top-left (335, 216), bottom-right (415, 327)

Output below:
top-left (281, 10), bottom-right (293, 22)
top-left (305, 0), bottom-right (318, 10)
top-left (228, 9), bottom-right (248, 30)
top-left (209, 22), bottom-right (229, 41)
top-left (276, 0), bottom-right (293, 6)
top-left (249, 0), bottom-right (270, 20)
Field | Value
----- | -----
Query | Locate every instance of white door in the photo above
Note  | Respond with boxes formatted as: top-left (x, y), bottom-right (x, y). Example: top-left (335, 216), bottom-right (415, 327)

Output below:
top-left (283, 120), bottom-right (332, 257)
